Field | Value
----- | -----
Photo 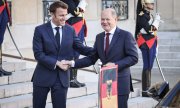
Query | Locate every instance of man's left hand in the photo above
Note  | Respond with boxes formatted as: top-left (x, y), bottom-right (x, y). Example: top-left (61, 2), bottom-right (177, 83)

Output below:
top-left (104, 62), bottom-right (116, 67)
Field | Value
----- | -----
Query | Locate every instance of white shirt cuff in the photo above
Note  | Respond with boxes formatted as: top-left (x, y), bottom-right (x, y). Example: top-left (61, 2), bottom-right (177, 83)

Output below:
top-left (71, 60), bottom-right (75, 67)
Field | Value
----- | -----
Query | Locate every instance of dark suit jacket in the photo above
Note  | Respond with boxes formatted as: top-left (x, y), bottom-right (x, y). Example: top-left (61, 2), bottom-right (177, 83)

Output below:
top-left (32, 22), bottom-right (93, 87)
top-left (75, 27), bottom-right (138, 95)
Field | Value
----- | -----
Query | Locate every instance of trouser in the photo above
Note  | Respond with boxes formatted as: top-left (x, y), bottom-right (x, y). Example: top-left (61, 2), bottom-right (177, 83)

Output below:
top-left (118, 94), bottom-right (129, 108)
top-left (33, 78), bottom-right (68, 108)
top-left (140, 42), bottom-right (157, 91)
top-left (70, 25), bottom-right (85, 81)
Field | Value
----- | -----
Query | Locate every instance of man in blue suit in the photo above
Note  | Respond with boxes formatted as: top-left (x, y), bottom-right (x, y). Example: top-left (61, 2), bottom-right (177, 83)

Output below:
top-left (65, 8), bottom-right (138, 108)
top-left (32, 1), bottom-right (93, 108)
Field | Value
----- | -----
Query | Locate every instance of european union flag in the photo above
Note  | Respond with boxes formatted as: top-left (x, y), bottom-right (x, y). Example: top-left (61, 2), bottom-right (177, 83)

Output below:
top-left (0, 0), bottom-right (10, 45)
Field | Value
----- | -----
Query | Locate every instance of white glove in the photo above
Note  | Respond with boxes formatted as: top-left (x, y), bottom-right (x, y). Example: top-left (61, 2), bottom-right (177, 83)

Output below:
top-left (155, 13), bottom-right (161, 21)
top-left (78, 0), bottom-right (88, 12)
top-left (152, 13), bottom-right (161, 30)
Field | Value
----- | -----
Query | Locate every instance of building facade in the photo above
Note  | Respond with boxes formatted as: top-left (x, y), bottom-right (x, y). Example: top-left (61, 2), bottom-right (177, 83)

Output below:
top-left (3, 0), bottom-right (180, 50)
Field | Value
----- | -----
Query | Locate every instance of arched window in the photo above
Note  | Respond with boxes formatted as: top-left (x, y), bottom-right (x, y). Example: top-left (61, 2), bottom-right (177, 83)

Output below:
top-left (42, 0), bottom-right (54, 23)
top-left (102, 0), bottom-right (128, 20)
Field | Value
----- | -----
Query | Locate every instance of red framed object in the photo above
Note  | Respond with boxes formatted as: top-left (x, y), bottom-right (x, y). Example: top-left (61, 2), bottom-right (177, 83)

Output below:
top-left (99, 65), bottom-right (118, 108)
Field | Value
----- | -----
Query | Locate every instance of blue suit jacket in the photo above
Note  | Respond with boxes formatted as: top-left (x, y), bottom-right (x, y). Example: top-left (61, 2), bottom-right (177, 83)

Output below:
top-left (75, 27), bottom-right (138, 95)
top-left (32, 22), bottom-right (93, 87)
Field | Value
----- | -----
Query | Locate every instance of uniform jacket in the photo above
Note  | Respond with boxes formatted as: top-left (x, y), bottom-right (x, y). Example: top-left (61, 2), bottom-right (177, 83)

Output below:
top-left (75, 27), bottom-right (138, 95)
top-left (135, 9), bottom-right (157, 49)
top-left (61, 0), bottom-right (82, 25)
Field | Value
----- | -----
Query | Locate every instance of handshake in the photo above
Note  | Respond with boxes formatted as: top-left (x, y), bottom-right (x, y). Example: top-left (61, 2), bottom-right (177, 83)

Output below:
top-left (56, 60), bottom-right (73, 71)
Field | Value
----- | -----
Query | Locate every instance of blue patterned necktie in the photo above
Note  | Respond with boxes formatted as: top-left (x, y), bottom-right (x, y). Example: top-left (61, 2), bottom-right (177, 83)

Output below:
top-left (55, 27), bottom-right (60, 48)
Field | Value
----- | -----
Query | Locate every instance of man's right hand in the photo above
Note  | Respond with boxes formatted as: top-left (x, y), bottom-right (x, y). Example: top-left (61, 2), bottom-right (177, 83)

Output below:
top-left (56, 60), bottom-right (70, 71)
top-left (61, 60), bottom-right (73, 67)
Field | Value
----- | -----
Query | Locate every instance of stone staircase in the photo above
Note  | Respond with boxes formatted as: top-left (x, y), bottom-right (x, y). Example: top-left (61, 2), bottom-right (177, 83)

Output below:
top-left (0, 62), bottom-right (148, 108)
top-left (0, 31), bottom-right (180, 108)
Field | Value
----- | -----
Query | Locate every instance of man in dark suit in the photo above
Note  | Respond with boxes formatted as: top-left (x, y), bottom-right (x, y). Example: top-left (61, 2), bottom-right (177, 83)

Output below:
top-left (61, 0), bottom-right (88, 88)
top-left (32, 1), bottom-right (93, 108)
top-left (65, 8), bottom-right (138, 108)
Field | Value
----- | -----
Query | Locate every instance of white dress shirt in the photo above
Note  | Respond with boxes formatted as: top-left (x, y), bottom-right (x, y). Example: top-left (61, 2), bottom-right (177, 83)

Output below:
top-left (104, 26), bottom-right (117, 50)
top-left (51, 21), bottom-right (63, 44)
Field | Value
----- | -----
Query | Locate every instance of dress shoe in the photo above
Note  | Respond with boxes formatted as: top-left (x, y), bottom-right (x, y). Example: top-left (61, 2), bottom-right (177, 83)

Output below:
top-left (70, 79), bottom-right (86, 88)
top-left (0, 68), bottom-right (12, 76)
top-left (74, 79), bottom-right (86, 87)
top-left (70, 80), bottom-right (81, 88)
top-left (142, 91), bottom-right (149, 97)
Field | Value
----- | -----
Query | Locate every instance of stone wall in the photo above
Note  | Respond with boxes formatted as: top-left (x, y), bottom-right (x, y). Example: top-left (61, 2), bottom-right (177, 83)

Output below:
top-left (3, 0), bottom-right (180, 50)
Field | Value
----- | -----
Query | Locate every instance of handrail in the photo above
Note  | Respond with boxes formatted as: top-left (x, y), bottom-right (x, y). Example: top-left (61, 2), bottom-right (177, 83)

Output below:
top-left (2, 53), bottom-right (36, 62)
top-left (2, 53), bottom-right (97, 73)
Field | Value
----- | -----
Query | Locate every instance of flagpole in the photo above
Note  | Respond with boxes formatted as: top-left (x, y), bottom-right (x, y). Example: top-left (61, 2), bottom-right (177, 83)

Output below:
top-left (98, 62), bottom-right (102, 108)
top-left (6, 25), bottom-right (24, 59)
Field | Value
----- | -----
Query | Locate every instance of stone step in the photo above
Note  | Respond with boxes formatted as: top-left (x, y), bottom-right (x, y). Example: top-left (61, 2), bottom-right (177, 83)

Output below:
top-left (0, 82), bottom-right (32, 99)
top-left (158, 38), bottom-right (180, 45)
top-left (0, 88), bottom-right (159, 108)
top-left (2, 61), bottom-right (26, 72)
top-left (45, 88), bottom-right (144, 108)
top-left (0, 81), bottom-right (98, 99)
top-left (131, 66), bottom-right (180, 73)
top-left (0, 94), bottom-right (32, 108)
top-left (138, 52), bottom-right (180, 59)
top-left (157, 32), bottom-right (180, 39)
top-left (128, 97), bottom-right (158, 108)
top-left (0, 68), bottom-right (34, 86)
top-left (37, 88), bottom-right (140, 108)
top-left (75, 97), bottom-right (158, 108)
top-left (0, 81), bottom-right (140, 108)
top-left (0, 78), bottom-right (139, 100)
top-left (46, 94), bottom-right (98, 108)
top-left (158, 45), bottom-right (180, 52)
top-left (135, 59), bottom-right (180, 67)
top-left (0, 84), bottom-right (97, 108)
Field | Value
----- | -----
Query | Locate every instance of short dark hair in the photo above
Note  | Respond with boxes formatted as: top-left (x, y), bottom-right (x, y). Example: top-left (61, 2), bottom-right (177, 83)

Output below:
top-left (49, 1), bottom-right (68, 13)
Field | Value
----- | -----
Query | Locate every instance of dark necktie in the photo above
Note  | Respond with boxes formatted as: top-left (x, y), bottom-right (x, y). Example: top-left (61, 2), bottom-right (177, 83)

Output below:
top-left (105, 33), bottom-right (110, 55)
top-left (55, 27), bottom-right (60, 48)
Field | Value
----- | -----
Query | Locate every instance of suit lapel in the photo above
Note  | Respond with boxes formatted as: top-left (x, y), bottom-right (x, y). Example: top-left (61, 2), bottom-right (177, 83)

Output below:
top-left (46, 22), bottom-right (58, 49)
top-left (60, 25), bottom-right (66, 51)
top-left (98, 32), bottom-right (106, 60)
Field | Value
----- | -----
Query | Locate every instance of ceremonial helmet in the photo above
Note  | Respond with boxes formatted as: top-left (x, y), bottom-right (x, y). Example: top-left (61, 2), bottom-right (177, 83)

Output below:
top-left (143, 0), bottom-right (155, 3)
top-left (141, 0), bottom-right (155, 8)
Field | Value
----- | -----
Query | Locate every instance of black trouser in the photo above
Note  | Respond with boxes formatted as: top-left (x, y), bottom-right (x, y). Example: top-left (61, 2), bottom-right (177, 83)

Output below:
top-left (70, 55), bottom-right (79, 81)
top-left (118, 94), bottom-right (129, 108)
top-left (142, 69), bottom-right (151, 91)
top-left (33, 78), bottom-right (68, 108)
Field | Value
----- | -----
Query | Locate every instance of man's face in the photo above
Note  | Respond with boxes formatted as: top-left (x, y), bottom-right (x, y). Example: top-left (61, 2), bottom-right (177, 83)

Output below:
top-left (101, 10), bottom-right (117, 32)
top-left (145, 3), bottom-right (154, 10)
top-left (51, 7), bottom-right (67, 26)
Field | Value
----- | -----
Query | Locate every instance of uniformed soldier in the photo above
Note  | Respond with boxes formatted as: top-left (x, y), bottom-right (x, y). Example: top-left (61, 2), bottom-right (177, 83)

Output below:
top-left (0, 0), bottom-right (12, 76)
top-left (135, 0), bottom-right (161, 97)
top-left (61, 0), bottom-right (88, 88)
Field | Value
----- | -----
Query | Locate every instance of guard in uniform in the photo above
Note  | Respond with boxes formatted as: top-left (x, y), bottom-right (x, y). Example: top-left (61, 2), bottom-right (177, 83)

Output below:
top-left (0, 0), bottom-right (12, 76)
top-left (135, 0), bottom-right (161, 97)
top-left (61, 0), bottom-right (88, 88)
